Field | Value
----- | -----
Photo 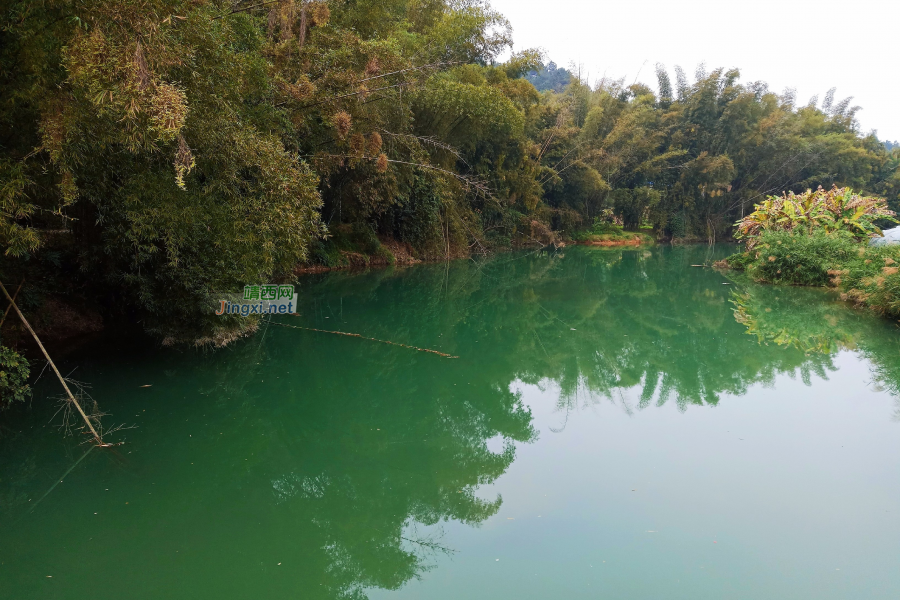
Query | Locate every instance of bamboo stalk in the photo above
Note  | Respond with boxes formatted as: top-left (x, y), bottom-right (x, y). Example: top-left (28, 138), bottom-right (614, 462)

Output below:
top-left (0, 278), bottom-right (24, 332)
top-left (0, 280), bottom-right (103, 445)
top-left (299, 1), bottom-right (307, 47)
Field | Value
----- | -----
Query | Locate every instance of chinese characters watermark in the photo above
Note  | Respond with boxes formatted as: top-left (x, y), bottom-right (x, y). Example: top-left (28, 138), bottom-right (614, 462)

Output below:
top-left (216, 284), bottom-right (297, 316)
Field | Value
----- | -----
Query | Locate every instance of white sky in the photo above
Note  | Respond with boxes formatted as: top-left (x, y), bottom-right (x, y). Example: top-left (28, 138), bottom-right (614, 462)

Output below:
top-left (491, 0), bottom-right (899, 141)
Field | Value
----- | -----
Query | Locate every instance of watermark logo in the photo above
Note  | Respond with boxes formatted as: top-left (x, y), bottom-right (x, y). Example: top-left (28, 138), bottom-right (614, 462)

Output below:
top-left (216, 284), bottom-right (297, 316)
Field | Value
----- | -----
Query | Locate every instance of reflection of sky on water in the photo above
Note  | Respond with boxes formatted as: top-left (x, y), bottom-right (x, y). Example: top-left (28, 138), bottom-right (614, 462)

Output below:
top-left (375, 350), bottom-right (899, 600)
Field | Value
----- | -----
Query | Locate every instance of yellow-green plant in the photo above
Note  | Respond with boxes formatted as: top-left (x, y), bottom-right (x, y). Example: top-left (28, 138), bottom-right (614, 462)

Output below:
top-left (735, 185), bottom-right (896, 249)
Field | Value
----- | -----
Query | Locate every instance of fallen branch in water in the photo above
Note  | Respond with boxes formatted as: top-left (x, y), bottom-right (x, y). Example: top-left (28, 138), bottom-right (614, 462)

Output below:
top-left (271, 321), bottom-right (458, 358)
top-left (0, 280), bottom-right (109, 446)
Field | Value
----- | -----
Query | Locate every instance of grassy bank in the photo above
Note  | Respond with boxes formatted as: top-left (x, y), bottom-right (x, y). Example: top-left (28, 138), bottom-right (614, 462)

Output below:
top-left (569, 223), bottom-right (655, 247)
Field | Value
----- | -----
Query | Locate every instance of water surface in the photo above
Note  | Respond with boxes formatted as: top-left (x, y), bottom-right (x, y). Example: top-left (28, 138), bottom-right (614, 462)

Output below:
top-left (2, 245), bottom-right (899, 599)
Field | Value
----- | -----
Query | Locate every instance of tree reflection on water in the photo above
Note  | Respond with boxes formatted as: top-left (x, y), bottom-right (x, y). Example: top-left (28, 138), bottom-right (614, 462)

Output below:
top-left (1, 245), bottom-right (898, 599)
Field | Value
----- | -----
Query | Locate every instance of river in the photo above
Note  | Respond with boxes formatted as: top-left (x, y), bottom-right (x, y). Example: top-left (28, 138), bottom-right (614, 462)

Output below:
top-left (2, 245), bottom-right (899, 599)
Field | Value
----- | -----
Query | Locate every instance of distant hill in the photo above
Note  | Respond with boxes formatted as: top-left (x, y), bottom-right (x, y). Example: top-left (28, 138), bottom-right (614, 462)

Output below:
top-left (525, 61), bottom-right (573, 92)
top-left (886, 140), bottom-right (899, 151)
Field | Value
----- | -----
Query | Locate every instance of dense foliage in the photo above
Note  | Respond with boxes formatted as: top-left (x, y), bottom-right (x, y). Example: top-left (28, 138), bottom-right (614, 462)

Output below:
top-left (1, 0), bottom-right (899, 345)
top-left (0, 345), bottom-right (30, 406)
top-left (535, 71), bottom-right (899, 240)
top-left (735, 186), bottom-right (896, 250)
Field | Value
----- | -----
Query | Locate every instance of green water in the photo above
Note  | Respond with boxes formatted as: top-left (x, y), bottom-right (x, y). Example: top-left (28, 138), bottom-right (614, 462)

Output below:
top-left (2, 245), bottom-right (899, 599)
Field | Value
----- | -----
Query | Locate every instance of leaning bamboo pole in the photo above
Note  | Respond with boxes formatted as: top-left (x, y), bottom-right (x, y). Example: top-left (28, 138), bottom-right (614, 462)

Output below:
top-left (0, 279), bottom-right (23, 332)
top-left (0, 280), bottom-right (103, 445)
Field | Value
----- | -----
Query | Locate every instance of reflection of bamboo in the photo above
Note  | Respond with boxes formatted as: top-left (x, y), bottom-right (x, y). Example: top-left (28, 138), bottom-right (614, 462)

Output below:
top-left (272, 321), bottom-right (458, 358)
top-left (28, 445), bottom-right (95, 514)
top-left (0, 280), bottom-right (103, 445)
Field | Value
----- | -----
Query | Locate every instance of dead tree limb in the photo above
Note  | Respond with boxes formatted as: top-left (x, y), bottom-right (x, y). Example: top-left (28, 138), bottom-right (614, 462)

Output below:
top-left (0, 280), bottom-right (104, 446)
top-left (272, 321), bottom-right (458, 358)
top-left (0, 278), bottom-right (24, 332)
top-left (213, 0), bottom-right (280, 19)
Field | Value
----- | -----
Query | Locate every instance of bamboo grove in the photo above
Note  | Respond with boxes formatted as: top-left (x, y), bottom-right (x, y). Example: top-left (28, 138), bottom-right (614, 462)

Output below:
top-left (1, 0), bottom-right (899, 346)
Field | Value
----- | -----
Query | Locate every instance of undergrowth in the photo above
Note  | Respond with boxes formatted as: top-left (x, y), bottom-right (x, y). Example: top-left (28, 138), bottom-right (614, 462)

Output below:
top-left (309, 223), bottom-right (397, 268)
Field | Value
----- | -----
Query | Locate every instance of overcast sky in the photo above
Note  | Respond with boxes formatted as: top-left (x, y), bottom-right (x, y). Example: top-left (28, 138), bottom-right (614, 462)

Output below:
top-left (491, 0), bottom-right (899, 141)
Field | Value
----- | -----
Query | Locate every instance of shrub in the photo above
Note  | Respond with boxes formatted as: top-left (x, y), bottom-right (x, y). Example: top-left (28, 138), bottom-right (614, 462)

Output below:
top-left (735, 229), bottom-right (860, 286)
top-left (0, 346), bottom-right (30, 407)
